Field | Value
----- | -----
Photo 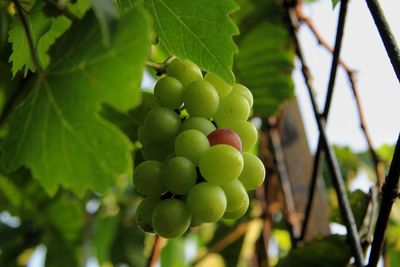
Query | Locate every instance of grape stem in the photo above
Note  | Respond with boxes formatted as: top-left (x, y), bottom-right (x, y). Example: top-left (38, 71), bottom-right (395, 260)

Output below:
top-left (145, 55), bottom-right (176, 76)
top-left (147, 235), bottom-right (162, 267)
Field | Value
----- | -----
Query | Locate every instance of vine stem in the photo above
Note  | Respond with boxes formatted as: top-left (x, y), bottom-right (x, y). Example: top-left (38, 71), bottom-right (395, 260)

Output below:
top-left (147, 235), bottom-right (162, 267)
top-left (146, 56), bottom-right (176, 76)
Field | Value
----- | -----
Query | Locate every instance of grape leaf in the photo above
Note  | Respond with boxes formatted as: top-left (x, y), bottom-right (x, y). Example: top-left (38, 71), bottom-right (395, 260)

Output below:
top-left (8, 8), bottom-right (51, 77)
top-left (91, 0), bottom-right (118, 46)
top-left (147, 0), bottom-right (238, 84)
top-left (0, 8), bottom-right (151, 196)
top-left (234, 0), bottom-right (294, 116)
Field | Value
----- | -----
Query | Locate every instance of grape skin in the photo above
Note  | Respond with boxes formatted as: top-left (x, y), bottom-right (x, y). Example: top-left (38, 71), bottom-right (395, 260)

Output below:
top-left (154, 76), bottom-right (184, 109)
top-left (175, 129), bottom-right (210, 166)
top-left (183, 80), bottom-right (219, 119)
top-left (163, 156), bottom-right (197, 195)
top-left (187, 182), bottom-right (227, 223)
top-left (152, 199), bottom-right (191, 238)
top-left (238, 152), bottom-right (266, 190)
top-left (199, 144), bottom-right (244, 185)
top-left (166, 58), bottom-right (203, 86)
top-left (132, 161), bottom-right (165, 196)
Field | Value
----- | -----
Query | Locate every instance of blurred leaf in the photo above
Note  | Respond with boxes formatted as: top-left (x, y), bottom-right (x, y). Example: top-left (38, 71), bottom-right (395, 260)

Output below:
top-left (115, 0), bottom-right (137, 16)
top-left (207, 221), bottom-right (245, 266)
top-left (91, 0), bottom-right (118, 46)
top-left (147, 0), bottom-right (239, 84)
top-left (0, 175), bottom-right (23, 209)
top-left (332, 0), bottom-right (340, 9)
top-left (234, 0), bottom-right (294, 116)
top-left (1, 8), bottom-right (151, 196)
top-left (92, 214), bottom-right (121, 264)
top-left (333, 145), bottom-right (360, 180)
top-left (161, 238), bottom-right (187, 267)
top-left (44, 197), bottom-right (84, 242)
top-left (276, 235), bottom-right (352, 267)
top-left (43, 231), bottom-right (80, 267)
top-left (330, 189), bottom-right (370, 230)
top-left (101, 105), bottom-right (139, 142)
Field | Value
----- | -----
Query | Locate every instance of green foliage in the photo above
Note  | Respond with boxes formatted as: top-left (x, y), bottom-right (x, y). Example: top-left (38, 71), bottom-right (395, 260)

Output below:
top-left (234, 0), bottom-right (295, 116)
top-left (147, 0), bottom-right (239, 84)
top-left (1, 8), bottom-right (151, 196)
top-left (276, 235), bottom-right (352, 267)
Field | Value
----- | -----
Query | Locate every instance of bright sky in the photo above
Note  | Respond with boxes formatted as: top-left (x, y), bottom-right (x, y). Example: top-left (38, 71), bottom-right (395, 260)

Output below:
top-left (295, 0), bottom-right (400, 152)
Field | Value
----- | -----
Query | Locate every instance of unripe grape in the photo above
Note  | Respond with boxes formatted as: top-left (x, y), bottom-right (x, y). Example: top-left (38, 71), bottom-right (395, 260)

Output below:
top-left (166, 58), bottom-right (203, 86)
top-left (154, 77), bottom-right (184, 109)
top-left (141, 140), bottom-right (174, 162)
top-left (220, 179), bottom-right (248, 213)
top-left (231, 84), bottom-right (253, 108)
top-left (223, 193), bottom-right (249, 220)
top-left (207, 128), bottom-right (242, 151)
top-left (183, 80), bottom-right (219, 118)
top-left (226, 121), bottom-right (258, 152)
top-left (238, 152), bottom-right (266, 190)
top-left (175, 129), bottom-right (210, 165)
top-left (133, 161), bottom-right (165, 196)
top-left (199, 144), bottom-right (244, 185)
top-left (143, 107), bottom-right (180, 140)
top-left (213, 94), bottom-right (250, 127)
top-left (180, 117), bottom-right (216, 136)
top-left (163, 156), bottom-right (197, 195)
top-left (204, 72), bottom-right (232, 98)
top-left (129, 92), bottom-right (155, 125)
top-left (136, 197), bottom-right (159, 233)
top-left (152, 199), bottom-right (191, 238)
top-left (187, 182), bottom-right (227, 223)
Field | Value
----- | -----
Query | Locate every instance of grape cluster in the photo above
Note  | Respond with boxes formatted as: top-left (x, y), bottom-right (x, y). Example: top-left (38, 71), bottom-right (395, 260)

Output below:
top-left (132, 58), bottom-right (266, 239)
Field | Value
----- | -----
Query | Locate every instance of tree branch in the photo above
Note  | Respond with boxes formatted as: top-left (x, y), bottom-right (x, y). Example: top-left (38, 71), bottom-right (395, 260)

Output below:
top-left (192, 220), bottom-right (252, 265)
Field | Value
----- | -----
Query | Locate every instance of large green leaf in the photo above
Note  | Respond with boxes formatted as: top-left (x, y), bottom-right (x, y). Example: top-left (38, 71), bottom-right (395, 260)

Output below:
top-left (276, 235), bottom-right (352, 267)
top-left (234, 0), bottom-right (294, 116)
top-left (8, 7), bottom-right (51, 76)
top-left (0, 8), bottom-right (151, 196)
top-left (147, 0), bottom-right (238, 84)
top-left (7, 1), bottom-right (90, 77)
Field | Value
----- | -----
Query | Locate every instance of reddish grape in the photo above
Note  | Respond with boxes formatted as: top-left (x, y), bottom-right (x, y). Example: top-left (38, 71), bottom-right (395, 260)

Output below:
top-left (207, 128), bottom-right (242, 151)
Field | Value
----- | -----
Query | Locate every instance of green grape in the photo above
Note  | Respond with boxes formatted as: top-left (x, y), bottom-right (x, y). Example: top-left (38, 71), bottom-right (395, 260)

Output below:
top-left (183, 80), bottom-right (219, 118)
top-left (223, 193), bottom-right (249, 220)
top-left (129, 92), bottom-right (155, 125)
top-left (143, 107), bottom-right (181, 140)
top-left (152, 199), bottom-right (191, 238)
top-left (154, 77), bottom-right (184, 109)
top-left (180, 117), bottom-right (216, 136)
top-left (213, 94), bottom-right (250, 127)
top-left (141, 140), bottom-right (174, 162)
top-left (226, 121), bottom-right (258, 151)
top-left (163, 156), bottom-right (197, 195)
top-left (175, 129), bottom-right (210, 165)
top-left (204, 72), bottom-right (232, 98)
top-left (238, 152), bottom-right (266, 190)
top-left (199, 144), bottom-right (244, 185)
top-left (137, 125), bottom-right (151, 145)
top-left (133, 161), bottom-right (165, 196)
top-left (190, 216), bottom-right (203, 227)
top-left (136, 197), bottom-right (159, 233)
top-left (231, 84), bottom-right (253, 108)
top-left (220, 179), bottom-right (248, 213)
top-left (166, 58), bottom-right (203, 86)
top-left (186, 182), bottom-right (227, 223)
